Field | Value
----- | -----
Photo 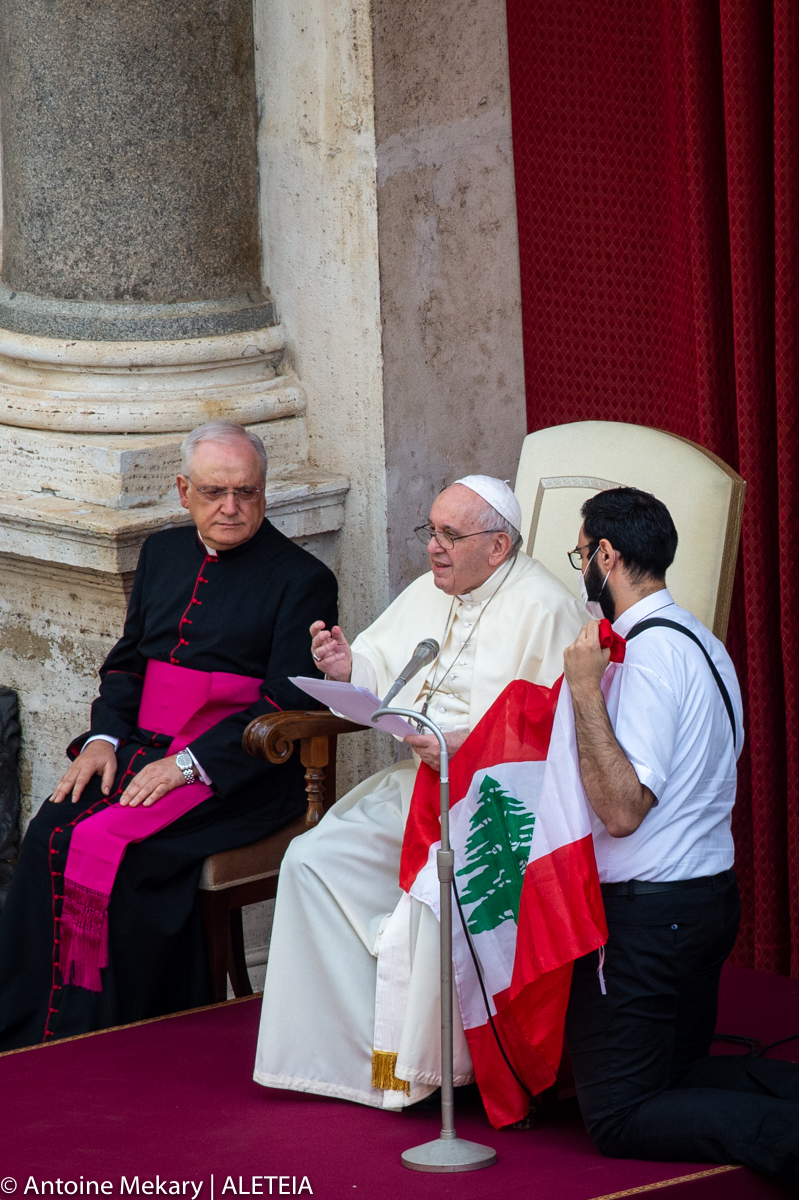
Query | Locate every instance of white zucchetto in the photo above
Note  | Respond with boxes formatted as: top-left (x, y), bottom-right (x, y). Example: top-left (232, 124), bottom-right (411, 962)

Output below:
top-left (453, 475), bottom-right (522, 533)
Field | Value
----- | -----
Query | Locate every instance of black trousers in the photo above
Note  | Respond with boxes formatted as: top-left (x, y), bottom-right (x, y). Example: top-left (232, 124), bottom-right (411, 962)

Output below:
top-left (565, 872), bottom-right (799, 1187)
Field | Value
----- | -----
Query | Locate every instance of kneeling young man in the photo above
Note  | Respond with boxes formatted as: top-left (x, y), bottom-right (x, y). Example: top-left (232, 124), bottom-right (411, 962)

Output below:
top-left (254, 476), bottom-right (584, 1108)
top-left (564, 487), bottom-right (799, 1188)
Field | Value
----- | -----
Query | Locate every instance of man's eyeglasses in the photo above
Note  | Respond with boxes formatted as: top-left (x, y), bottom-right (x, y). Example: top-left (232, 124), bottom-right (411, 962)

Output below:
top-left (567, 542), bottom-right (596, 570)
top-left (414, 523), bottom-right (504, 551)
top-left (186, 476), bottom-right (263, 505)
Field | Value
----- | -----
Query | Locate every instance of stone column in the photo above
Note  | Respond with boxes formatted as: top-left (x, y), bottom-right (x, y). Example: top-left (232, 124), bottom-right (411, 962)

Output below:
top-left (0, 0), bottom-right (271, 340)
top-left (0, 0), bottom-right (347, 820)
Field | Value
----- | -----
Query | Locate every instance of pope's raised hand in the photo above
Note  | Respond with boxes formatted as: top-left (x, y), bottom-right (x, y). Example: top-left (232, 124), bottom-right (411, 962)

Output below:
top-left (310, 620), bottom-right (352, 682)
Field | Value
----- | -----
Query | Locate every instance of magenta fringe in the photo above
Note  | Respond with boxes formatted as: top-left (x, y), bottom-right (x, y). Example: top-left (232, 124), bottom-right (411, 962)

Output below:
top-left (59, 880), bottom-right (109, 992)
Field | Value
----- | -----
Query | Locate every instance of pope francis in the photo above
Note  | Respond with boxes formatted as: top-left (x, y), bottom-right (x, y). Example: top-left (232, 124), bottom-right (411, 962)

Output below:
top-left (253, 476), bottom-right (584, 1108)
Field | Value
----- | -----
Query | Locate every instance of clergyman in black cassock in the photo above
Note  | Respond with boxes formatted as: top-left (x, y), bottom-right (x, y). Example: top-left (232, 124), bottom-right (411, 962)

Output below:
top-left (0, 515), bottom-right (337, 1050)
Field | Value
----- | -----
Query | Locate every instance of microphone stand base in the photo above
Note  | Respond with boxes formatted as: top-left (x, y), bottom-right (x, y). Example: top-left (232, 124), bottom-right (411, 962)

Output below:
top-left (401, 1137), bottom-right (497, 1173)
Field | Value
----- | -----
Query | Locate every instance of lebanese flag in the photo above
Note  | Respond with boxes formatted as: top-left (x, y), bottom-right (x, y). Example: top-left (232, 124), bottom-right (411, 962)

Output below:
top-left (400, 627), bottom-right (621, 1128)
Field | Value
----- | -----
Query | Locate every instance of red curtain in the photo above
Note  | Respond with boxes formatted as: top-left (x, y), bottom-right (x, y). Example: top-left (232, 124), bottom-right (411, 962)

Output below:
top-left (505, 0), bottom-right (799, 975)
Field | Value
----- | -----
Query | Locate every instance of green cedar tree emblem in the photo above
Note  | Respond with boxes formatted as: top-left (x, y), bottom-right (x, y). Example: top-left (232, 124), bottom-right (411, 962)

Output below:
top-left (455, 774), bottom-right (536, 935)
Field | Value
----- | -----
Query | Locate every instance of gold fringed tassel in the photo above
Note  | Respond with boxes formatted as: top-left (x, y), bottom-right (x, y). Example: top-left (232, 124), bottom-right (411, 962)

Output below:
top-left (371, 1049), bottom-right (410, 1094)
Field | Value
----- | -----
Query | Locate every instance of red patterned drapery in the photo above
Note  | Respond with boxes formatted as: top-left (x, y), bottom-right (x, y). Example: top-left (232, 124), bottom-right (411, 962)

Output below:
top-left (505, 0), bottom-right (799, 975)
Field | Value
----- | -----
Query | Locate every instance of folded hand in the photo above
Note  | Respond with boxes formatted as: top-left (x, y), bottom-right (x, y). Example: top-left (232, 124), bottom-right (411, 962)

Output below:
top-left (118, 755), bottom-right (186, 808)
top-left (403, 729), bottom-right (469, 772)
top-left (51, 740), bottom-right (117, 804)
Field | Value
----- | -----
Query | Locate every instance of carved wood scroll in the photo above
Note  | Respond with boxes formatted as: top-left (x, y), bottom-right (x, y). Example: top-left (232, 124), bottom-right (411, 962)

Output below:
top-left (243, 710), bottom-right (367, 826)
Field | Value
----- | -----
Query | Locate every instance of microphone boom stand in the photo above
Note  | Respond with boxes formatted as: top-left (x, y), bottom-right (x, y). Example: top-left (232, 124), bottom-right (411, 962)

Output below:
top-left (372, 705), bottom-right (497, 1173)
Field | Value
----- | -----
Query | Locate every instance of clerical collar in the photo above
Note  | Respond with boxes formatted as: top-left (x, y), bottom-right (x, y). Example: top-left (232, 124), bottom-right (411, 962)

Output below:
top-left (458, 556), bottom-right (516, 606)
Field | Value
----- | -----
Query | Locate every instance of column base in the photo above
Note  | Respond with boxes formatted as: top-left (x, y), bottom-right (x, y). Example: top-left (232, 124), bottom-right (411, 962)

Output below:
top-left (0, 324), bottom-right (301, 435)
top-left (0, 284), bottom-right (277, 342)
top-left (0, 468), bottom-right (348, 573)
top-left (0, 420), bottom-right (310, 509)
top-left (0, 322), bottom-right (314, 506)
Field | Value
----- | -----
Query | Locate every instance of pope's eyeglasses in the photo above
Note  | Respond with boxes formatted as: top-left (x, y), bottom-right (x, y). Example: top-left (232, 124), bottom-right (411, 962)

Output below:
top-left (414, 523), bottom-right (504, 551)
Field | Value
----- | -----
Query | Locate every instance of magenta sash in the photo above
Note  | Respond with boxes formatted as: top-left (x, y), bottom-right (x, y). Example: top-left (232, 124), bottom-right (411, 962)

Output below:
top-left (59, 659), bottom-right (263, 992)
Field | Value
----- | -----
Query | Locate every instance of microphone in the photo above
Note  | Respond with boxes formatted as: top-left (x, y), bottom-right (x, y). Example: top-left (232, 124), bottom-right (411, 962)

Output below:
top-left (381, 639), bottom-right (440, 707)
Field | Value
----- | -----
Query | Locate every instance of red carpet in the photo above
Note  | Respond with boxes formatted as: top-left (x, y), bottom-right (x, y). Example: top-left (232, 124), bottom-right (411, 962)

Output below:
top-left (0, 964), bottom-right (795, 1199)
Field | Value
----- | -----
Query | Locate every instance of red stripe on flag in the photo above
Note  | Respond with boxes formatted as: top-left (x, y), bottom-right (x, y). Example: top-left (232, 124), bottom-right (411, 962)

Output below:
top-left (465, 976), bottom-right (572, 1128)
top-left (465, 840), bottom-right (605, 1129)
top-left (512, 834), bottom-right (607, 988)
top-left (400, 679), bottom-right (559, 890)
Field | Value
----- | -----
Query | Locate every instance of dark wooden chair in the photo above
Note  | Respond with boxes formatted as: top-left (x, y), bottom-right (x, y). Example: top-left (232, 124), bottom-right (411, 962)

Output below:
top-left (198, 710), bottom-right (364, 1001)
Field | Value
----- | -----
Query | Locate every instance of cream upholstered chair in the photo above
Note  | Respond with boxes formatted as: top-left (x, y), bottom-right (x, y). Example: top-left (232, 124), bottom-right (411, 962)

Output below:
top-left (204, 420), bottom-right (745, 1000)
top-left (514, 421), bottom-right (745, 639)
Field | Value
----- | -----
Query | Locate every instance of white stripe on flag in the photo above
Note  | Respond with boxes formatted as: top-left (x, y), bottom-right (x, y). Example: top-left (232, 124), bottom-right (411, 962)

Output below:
top-left (410, 760), bottom-right (546, 1029)
top-left (409, 685), bottom-right (596, 1033)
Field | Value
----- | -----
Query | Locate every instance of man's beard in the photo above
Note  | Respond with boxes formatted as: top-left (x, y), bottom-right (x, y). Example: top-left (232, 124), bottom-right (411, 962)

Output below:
top-left (585, 555), bottom-right (615, 621)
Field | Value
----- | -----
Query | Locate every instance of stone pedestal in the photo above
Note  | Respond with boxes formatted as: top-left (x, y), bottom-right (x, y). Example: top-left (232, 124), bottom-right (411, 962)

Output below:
top-left (0, 0), bottom-right (348, 822)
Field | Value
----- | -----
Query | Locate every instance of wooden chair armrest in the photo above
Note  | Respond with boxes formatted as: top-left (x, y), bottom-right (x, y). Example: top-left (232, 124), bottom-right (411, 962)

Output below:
top-left (243, 710), bottom-right (367, 826)
top-left (243, 710), bottom-right (366, 764)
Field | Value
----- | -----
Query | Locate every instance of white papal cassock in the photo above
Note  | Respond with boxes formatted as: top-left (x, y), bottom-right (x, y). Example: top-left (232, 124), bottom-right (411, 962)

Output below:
top-left (254, 551), bottom-right (583, 1107)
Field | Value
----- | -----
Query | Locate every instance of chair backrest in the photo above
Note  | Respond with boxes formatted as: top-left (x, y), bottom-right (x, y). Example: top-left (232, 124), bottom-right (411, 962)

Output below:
top-left (514, 421), bottom-right (745, 640)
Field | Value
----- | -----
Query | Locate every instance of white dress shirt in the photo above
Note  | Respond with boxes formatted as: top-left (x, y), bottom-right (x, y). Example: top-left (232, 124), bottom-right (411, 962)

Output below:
top-left (591, 588), bottom-right (744, 884)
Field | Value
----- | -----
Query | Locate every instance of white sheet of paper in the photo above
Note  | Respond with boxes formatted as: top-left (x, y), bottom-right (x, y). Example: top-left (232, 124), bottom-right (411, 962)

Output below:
top-left (289, 677), bottom-right (418, 737)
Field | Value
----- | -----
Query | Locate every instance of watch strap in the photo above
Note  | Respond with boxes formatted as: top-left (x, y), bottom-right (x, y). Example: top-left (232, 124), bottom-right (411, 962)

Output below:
top-left (176, 750), bottom-right (197, 784)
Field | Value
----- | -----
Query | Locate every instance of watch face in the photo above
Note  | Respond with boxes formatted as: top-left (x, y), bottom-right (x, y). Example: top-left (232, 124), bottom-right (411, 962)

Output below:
top-left (176, 751), bottom-right (191, 769)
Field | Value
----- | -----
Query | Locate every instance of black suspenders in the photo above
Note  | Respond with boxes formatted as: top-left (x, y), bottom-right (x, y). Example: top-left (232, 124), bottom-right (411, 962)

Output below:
top-left (625, 617), bottom-right (737, 749)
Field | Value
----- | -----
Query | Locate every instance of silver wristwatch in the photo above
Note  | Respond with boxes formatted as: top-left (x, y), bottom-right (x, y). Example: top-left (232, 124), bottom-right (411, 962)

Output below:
top-left (175, 749), bottom-right (198, 785)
